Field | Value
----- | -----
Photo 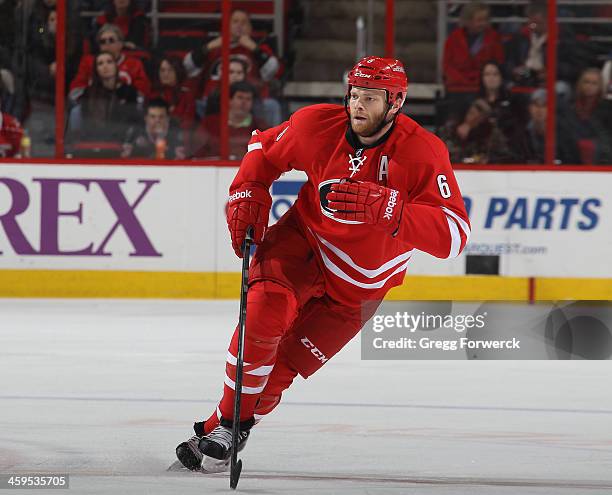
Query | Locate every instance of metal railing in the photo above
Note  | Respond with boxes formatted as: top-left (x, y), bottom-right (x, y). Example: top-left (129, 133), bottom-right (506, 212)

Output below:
top-left (80, 0), bottom-right (284, 56)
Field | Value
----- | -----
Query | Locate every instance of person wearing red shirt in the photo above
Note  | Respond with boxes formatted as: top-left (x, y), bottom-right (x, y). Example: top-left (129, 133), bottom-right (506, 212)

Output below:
top-left (192, 81), bottom-right (267, 159)
top-left (443, 2), bottom-right (504, 93)
top-left (183, 9), bottom-right (283, 126)
top-left (176, 57), bottom-right (470, 473)
top-left (150, 57), bottom-right (196, 133)
top-left (0, 107), bottom-right (24, 157)
top-left (69, 23), bottom-right (150, 102)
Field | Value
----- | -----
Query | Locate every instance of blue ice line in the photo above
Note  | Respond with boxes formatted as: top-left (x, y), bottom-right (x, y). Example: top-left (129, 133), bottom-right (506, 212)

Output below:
top-left (0, 395), bottom-right (611, 416)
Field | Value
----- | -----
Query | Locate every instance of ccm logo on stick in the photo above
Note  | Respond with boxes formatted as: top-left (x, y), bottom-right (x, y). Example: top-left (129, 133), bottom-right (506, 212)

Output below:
top-left (301, 337), bottom-right (328, 363)
top-left (383, 190), bottom-right (399, 220)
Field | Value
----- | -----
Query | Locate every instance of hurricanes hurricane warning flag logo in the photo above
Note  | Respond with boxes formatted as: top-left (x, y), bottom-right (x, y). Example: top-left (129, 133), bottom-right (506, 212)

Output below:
top-left (348, 149), bottom-right (366, 178)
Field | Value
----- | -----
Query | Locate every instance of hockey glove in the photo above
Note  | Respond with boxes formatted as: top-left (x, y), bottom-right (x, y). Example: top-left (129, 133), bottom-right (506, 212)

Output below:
top-left (227, 182), bottom-right (272, 258)
top-left (327, 179), bottom-right (403, 233)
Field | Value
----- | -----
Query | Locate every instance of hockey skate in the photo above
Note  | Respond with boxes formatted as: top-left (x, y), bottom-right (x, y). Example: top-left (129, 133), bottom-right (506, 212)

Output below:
top-left (175, 420), bottom-right (252, 474)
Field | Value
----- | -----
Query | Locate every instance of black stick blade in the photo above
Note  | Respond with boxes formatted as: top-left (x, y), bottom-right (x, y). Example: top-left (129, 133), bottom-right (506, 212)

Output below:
top-left (230, 459), bottom-right (242, 489)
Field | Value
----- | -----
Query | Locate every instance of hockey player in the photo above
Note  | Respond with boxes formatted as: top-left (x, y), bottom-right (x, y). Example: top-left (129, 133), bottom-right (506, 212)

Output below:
top-left (176, 56), bottom-right (471, 472)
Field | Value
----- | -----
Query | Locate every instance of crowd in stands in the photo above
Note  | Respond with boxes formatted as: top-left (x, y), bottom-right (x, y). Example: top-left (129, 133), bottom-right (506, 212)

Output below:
top-left (439, 0), bottom-right (612, 165)
top-left (0, 0), bottom-right (610, 164)
top-left (0, 1), bottom-right (283, 159)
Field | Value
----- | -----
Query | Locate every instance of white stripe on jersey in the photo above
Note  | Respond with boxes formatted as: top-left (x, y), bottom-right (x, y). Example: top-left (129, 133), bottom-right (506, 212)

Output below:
top-left (442, 206), bottom-right (471, 240)
top-left (275, 126), bottom-right (289, 142)
top-left (317, 245), bottom-right (411, 289)
top-left (445, 216), bottom-right (461, 259)
top-left (315, 232), bottom-right (413, 278)
top-left (247, 142), bottom-right (263, 153)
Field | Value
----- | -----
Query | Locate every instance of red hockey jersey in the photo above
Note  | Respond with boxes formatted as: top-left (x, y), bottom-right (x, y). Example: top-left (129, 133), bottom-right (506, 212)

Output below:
top-left (0, 112), bottom-right (23, 158)
top-left (231, 104), bottom-right (471, 305)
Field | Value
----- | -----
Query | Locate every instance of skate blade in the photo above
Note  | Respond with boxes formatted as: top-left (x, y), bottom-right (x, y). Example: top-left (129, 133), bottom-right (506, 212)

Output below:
top-left (201, 455), bottom-right (230, 474)
top-left (167, 460), bottom-right (189, 472)
top-left (167, 457), bottom-right (229, 474)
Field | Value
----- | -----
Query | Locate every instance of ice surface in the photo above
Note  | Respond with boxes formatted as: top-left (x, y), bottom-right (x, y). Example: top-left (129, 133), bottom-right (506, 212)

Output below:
top-left (1, 299), bottom-right (611, 494)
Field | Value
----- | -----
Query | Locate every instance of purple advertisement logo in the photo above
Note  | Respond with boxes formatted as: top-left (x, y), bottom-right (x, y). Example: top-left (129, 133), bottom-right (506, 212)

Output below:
top-left (0, 178), bottom-right (161, 257)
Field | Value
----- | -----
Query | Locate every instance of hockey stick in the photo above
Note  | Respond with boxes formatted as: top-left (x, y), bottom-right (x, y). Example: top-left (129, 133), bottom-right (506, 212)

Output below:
top-left (230, 227), bottom-right (253, 490)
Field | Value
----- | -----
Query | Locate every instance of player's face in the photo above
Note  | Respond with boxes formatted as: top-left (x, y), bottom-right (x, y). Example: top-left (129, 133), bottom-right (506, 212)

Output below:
top-left (349, 87), bottom-right (388, 137)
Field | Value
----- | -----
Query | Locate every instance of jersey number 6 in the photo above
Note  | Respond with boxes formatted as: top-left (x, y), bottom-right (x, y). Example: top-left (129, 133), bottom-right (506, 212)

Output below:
top-left (437, 174), bottom-right (451, 199)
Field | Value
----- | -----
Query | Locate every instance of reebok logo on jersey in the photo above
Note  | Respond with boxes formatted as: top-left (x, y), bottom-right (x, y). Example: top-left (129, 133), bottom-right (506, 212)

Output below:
top-left (301, 337), bottom-right (328, 364)
top-left (229, 190), bottom-right (253, 202)
top-left (383, 190), bottom-right (399, 220)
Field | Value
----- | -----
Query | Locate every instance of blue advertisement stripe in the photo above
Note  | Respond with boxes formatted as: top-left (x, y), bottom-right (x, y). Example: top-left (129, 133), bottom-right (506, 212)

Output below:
top-left (272, 181), bottom-right (304, 195)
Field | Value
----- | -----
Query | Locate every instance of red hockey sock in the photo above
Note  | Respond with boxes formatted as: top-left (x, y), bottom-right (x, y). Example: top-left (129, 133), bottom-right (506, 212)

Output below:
top-left (218, 280), bottom-right (298, 422)
top-left (200, 408), bottom-right (220, 435)
top-left (253, 349), bottom-right (299, 420)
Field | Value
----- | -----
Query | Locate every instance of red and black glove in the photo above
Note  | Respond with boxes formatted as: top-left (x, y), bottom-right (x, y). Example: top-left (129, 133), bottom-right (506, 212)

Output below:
top-left (227, 182), bottom-right (272, 257)
top-left (326, 179), bottom-right (403, 233)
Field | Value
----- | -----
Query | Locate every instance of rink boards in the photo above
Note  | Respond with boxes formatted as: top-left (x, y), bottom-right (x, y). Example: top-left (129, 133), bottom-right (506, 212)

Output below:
top-left (0, 163), bottom-right (610, 300)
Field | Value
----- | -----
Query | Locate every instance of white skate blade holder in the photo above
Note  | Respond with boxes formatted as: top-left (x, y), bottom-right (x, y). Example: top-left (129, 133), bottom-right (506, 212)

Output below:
top-left (167, 456), bottom-right (230, 474)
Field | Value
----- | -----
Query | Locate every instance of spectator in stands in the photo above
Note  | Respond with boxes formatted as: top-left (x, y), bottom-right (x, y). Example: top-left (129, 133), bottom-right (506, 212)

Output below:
top-left (29, 7), bottom-right (57, 98)
top-left (558, 68), bottom-right (612, 164)
top-left (67, 51), bottom-right (140, 148)
top-left (150, 56), bottom-right (195, 132)
top-left (0, 90), bottom-right (24, 158)
top-left (28, 6), bottom-right (57, 155)
top-left (28, 0), bottom-right (81, 83)
top-left (0, 66), bottom-right (14, 114)
top-left (0, 0), bottom-right (16, 68)
top-left (192, 81), bottom-right (267, 159)
top-left (442, 2), bottom-right (504, 94)
top-left (201, 56), bottom-right (249, 117)
top-left (505, 1), bottom-right (547, 86)
top-left (478, 61), bottom-right (527, 138)
top-left (201, 56), bottom-right (249, 98)
top-left (184, 9), bottom-right (283, 126)
top-left (602, 57), bottom-right (612, 100)
top-left (70, 23), bottom-right (151, 103)
top-left (122, 98), bottom-right (185, 160)
top-left (505, 0), bottom-right (587, 89)
top-left (439, 98), bottom-right (511, 164)
top-left (512, 88), bottom-right (580, 164)
top-left (29, 0), bottom-right (56, 43)
top-left (94, 0), bottom-right (150, 50)
top-left (514, 88), bottom-right (547, 163)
